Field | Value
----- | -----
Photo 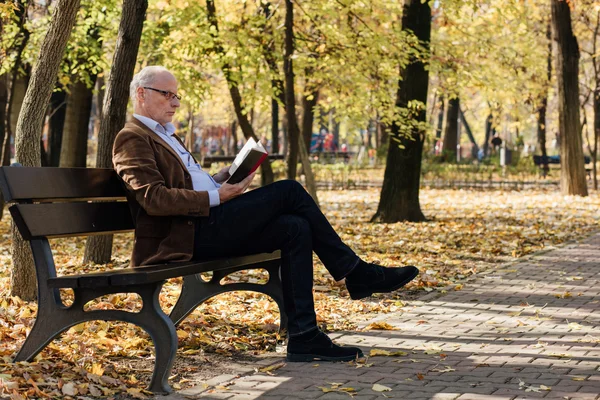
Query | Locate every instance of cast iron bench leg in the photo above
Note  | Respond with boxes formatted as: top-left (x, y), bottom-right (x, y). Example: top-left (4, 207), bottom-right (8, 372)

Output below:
top-left (170, 260), bottom-right (287, 331)
top-left (131, 284), bottom-right (178, 394)
top-left (13, 303), bottom-right (77, 363)
top-left (15, 282), bottom-right (177, 394)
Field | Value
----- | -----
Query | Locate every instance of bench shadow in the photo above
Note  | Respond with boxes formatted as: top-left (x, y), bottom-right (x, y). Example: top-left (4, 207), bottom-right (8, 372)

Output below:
top-left (172, 235), bottom-right (600, 399)
top-left (187, 333), bottom-right (600, 399)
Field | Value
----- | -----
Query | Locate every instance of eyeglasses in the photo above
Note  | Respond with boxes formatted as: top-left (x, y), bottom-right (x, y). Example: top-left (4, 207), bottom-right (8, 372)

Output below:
top-left (143, 87), bottom-right (181, 101)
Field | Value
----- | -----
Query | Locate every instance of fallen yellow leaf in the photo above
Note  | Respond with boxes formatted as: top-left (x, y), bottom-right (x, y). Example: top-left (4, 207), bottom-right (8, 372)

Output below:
top-left (91, 363), bottom-right (104, 376)
top-left (364, 321), bottom-right (398, 330)
top-left (259, 362), bottom-right (286, 374)
top-left (372, 383), bottom-right (392, 392)
top-left (370, 349), bottom-right (408, 357)
top-left (126, 388), bottom-right (148, 399)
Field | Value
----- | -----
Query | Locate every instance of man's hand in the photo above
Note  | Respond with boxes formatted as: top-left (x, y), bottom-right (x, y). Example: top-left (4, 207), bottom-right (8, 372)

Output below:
top-left (212, 166), bottom-right (231, 184)
top-left (218, 172), bottom-right (256, 203)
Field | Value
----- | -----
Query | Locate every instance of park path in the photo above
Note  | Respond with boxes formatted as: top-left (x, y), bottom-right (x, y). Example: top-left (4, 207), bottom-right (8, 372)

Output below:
top-left (166, 233), bottom-right (600, 400)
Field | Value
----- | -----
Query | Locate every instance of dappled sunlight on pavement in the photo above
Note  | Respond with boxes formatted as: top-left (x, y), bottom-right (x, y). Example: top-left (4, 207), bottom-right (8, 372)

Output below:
top-left (169, 233), bottom-right (600, 400)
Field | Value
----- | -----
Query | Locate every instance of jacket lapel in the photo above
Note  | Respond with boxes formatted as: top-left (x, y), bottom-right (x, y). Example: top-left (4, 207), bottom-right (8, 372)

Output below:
top-left (127, 118), bottom-right (190, 173)
top-left (171, 133), bottom-right (200, 164)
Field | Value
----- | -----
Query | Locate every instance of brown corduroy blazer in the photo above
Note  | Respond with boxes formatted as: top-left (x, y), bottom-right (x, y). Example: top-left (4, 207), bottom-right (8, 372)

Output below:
top-left (112, 118), bottom-right (210, 267)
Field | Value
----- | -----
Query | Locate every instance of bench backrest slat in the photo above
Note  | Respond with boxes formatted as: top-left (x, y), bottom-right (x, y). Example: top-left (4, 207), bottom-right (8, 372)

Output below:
top-left (0, 167), bottom-right (126, 202)
top-left (10, 202), bottom-right (134, 240)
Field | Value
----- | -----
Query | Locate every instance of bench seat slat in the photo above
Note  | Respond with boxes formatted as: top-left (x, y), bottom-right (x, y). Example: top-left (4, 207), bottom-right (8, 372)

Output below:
top-left (47, 251), bottom-right (281, 288)
top-left (533, 155), bottom-right (591, 165)
top-left (10, 202), bottom-right (134, 240)
top-left (0, 167), bottom-right (125, 202)
top-left (201, 154), bottom-right (285, 168)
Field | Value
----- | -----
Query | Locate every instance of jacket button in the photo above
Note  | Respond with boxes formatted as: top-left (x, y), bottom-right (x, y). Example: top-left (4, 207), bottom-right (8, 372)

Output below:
top-left (188, 221), bottom-right (193, 226)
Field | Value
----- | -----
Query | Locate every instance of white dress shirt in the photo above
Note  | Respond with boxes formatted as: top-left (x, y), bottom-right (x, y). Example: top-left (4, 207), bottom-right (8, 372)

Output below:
top-left (133, 114), bottom-right (221, 207)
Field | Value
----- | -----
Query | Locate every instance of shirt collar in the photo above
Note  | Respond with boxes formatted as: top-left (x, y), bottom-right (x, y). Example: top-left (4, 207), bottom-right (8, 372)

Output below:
top-left (133, 114), bottom-right (176, 136)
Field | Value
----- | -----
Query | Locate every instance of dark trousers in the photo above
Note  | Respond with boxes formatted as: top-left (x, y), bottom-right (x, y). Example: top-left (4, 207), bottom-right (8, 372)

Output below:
top-left (193, 180), bottom-right (360, 336)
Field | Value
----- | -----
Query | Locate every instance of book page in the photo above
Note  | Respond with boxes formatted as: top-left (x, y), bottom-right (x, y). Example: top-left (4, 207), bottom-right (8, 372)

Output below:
top-left (255, 140), bottom-right (266, 154)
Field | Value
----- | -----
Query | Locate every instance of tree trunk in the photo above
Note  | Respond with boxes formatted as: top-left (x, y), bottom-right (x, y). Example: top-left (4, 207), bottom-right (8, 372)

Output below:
top-left (12, 0), bottom-right (81, 300)
top-left (206, 0), bottom-right (274, 186)
top-left (60, 79), bottom-right (95, 167)
top-left (368, 119), bottom-right (376, 150)
top-left (0, 76), bottom-right (7, 219)
top-left (301, 88), bottom-right (319, 152)
top-left (442, 97), bottom-right (459, 162)
top-left (537, 97), bottom-right (550, 176)
top-left (94, 75), bottom-right (105, 138)
top-left (332, 116), bottom-right (340, 150)
top-left (459, 107), bottom-right (479, 158)
top-left (40, 138), bottom-right (49, 166)
top-left (5, 74), bottom-right (29, 166)
top-left (0, 73), bottom-right (29, 218)
top-left (589, 9), bottom-right (600, 190)
top-left (48, 86), bottom-right (67, 167)
top-left (259, 1), bottom-right (286, 158)
top-left (2, 0), bottom-right (29, 167)
top-left (372, 0), bottom-right (430, 223)
top-left (282, 115), bottom-right (288, 156)
top-left (284, 0), bottom-right (318, 205)
top-left (284, 1), bottom-right (299, 180)
top-left (319, 108), bottom-right (328, 134)
top-left (435, 96), bottom-right (444, 140)
top-left (483, 113), bottom-right (493, 157)
top-left (551, 0), bottom-right (588, 196)
top-left (186, 107), bottom-right (194, 150)
top-left (271, 98), bottom-right (279, 154)
top-left (537, 21), bottom-right (552, 176)
top-left (380, 122), bottom-right (389, 149)
top-left (374, 117), bottom-right (380, 149)
top-left (230, 120), bottom-right (237, 155)
top-left (84, 0), bottom-right (148, 265)
top-left (594, 87), bottom-right (599, 189)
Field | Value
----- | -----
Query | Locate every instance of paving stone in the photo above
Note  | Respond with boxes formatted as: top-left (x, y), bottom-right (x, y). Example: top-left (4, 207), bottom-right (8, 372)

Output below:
top-left (456, 394), bottom-right (514, 400)
top-left (492, 388), bottom-right (547, 398)
top-left (317, 392), bottom-right (377, 399)
top-left (429, 393), bottom-right (461, 399)
top-left (196, 392), bottom-right (235, 399)
top-left (160, 233), bottom-right (600, 400)
top-left (550, 392), bottom-right (599, 400)
top-left (227, 379), bottom-right (259, 390)
top-left (203, 374), bottom-right (239, 386)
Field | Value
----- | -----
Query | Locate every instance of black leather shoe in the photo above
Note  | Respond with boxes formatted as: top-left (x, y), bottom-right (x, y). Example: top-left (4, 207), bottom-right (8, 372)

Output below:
top-left (346, 262), bottom-right (419, 300)
top-left (286, 330), bottom-right (364, 362)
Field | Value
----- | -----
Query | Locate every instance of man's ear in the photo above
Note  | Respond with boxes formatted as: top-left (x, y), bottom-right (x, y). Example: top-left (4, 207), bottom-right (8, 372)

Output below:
top-left (137, 87), bottom-right (145, 100)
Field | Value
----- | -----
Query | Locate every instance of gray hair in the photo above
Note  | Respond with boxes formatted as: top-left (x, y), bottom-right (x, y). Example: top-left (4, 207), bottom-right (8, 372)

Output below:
top-left (130, 66), bottom-right (171, 106)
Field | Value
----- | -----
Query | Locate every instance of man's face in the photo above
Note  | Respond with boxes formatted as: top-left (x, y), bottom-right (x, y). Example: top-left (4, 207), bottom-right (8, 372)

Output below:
top-left (136, 71), bottom-right (181, 126)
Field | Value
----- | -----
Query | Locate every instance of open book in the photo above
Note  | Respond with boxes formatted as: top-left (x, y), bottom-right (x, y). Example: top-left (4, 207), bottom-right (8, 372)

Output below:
top-left (226, 137), bottom-right (268, 184)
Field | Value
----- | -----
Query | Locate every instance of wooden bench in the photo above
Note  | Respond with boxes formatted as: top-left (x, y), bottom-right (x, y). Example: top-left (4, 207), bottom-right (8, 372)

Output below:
top-left (201, 153), bottom-right (285, 168)
top-left (532, 155), bottom-right (592, 178)
top-left (0, 165), bottom-right (287, 394)
top-left (311, 151), bottom-right (355, 164)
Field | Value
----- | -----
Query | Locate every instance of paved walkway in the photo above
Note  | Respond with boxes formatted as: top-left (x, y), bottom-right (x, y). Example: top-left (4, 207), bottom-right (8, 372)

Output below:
top-left (167, 233), bottom-right (600, 400)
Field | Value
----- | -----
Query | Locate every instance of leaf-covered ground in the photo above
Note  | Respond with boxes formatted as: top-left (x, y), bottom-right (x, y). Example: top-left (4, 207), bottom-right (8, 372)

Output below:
top-left (0, 188), bottom-right (599, 398)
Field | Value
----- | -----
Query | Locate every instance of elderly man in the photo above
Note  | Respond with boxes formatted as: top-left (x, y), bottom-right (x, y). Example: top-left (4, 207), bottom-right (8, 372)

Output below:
top-left (113, 66), bottom-right (419, 362)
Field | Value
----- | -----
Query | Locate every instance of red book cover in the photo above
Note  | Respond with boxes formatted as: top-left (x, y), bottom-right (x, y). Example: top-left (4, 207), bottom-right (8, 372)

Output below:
top-left (227, 138), bottom-right (268, 184)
